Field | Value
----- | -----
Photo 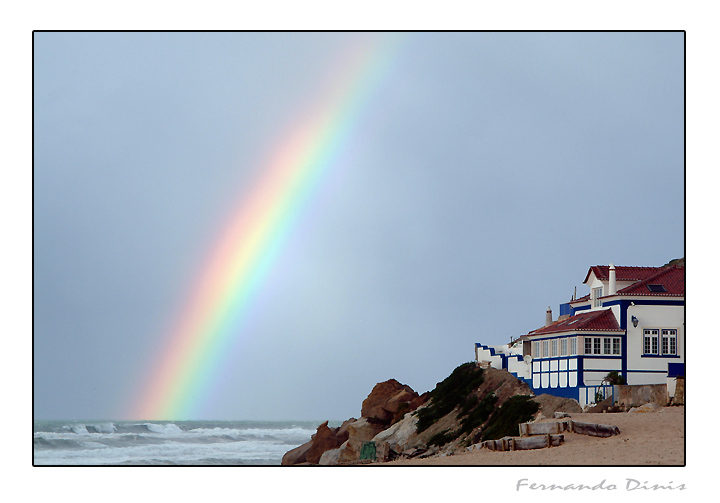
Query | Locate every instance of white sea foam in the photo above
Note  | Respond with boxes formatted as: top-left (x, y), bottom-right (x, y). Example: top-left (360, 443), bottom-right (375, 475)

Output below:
top-left (34, 420), bottom-right (318, 465)
top-left (186, 426), bottom-right (314, 441)
top-left (34, 437), bottom-right (295, 465)
top-left (145, 423), bottom-right (183, 435)
top-left (70, 424), bottom-right (89, 435)
top-left (92, 422), bottom-right (117, 434)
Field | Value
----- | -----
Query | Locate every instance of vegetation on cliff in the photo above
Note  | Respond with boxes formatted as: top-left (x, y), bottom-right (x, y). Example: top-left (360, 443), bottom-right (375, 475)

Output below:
top-left (480, 395), bottom-right (539, 441)
top-left (416, 362), bottom-right (485, 433)
top-left (415, 362), bottom-right (538, 448)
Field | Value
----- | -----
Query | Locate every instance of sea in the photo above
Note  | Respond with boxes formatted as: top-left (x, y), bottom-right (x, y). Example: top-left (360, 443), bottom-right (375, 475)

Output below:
top-left (33, 419), bottom-right (330, 465)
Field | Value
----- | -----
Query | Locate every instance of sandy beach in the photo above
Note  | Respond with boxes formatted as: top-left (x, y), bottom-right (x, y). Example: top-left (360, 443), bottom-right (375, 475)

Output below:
top-left (384, 406), bottom-right (684, 465)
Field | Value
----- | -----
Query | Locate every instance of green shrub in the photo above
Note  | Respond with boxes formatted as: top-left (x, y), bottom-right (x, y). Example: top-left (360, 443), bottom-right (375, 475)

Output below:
top-left (427, 428), bottom-right (460, 447)
top-left (416, 363), bottom-right (484, 433)
top-left (459, 392), bottom-right (498, 435)
top-left (604, 371), bottom-right (626, 385)
top-left (480, 395), bottom-right (539, 441)
top-left (460, 395), bottom-right (479, 416)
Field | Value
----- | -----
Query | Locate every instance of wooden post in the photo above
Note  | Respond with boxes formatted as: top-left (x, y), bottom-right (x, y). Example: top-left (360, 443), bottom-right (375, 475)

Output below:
top-left (570, 421), bottom-right (620, 437)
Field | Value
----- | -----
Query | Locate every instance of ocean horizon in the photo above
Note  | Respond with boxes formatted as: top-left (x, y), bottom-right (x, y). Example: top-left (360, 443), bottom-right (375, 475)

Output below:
top-left (33, 419), bottom-right (339, 465)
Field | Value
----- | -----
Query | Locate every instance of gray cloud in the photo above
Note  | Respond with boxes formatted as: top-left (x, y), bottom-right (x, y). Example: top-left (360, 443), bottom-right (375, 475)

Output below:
top-left (34, 32), bottom-right (684, 421)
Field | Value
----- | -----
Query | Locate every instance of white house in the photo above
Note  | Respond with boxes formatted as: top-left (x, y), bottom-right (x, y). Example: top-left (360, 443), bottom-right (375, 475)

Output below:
top-left (475, 263), bottom-right (684, 407)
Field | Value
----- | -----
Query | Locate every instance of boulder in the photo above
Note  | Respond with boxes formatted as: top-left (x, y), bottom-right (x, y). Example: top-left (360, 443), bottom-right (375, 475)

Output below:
top-left (533, 393), bottom-right (583, 416)
top-left (361, 379), bottom-right (419, 425)
top-left (335, 418), bottom-right (356, 444)
top-left (306, 421), bottom-right (344, 464)
top-left (281, 438), bottom-right (313, 466)
top-left (409, 391), bottom-right (430, 411)
top-left (629, 402), bottom-right (663, 413)
top-left (372, 410), bottom-right (420, 451)
top-left (586, 395), bottom-right (614, 413)
top-left (319, 447), bottom-right (342, 465)
top-left (337, 417), bottom-right (386, 463)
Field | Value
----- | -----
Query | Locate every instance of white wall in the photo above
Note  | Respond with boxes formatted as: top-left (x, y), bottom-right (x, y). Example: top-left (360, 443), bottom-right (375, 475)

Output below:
top-left (625, 303), bottom-right (684, 383)
top-left (586, 274), bottom-right (606, 310)
top-left (507, 355), bottom-right (531, 380)
top-left (475, 346), bottom-right (503, 370)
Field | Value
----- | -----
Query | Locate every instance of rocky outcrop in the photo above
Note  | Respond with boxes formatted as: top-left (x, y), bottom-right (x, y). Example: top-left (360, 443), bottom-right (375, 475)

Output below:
top-left (361, 379), bottom-right (420, 425)
top-left (283, 379), bottom-right (425, 465)
top-left (305, 421), bottom-right (345, 464)
top-left (384, 366), bottom-right (540, 458)
top-left (319, 447), bottom-right (342, 465)
top-left (629, 402), bottom-right (663, 413)
top-left (281, 438), bottom-right (313, 466)
top-left (282, 367), bottom-right (577, 465)
top-left (533, 393), bottom-right (583, 417)
top-left (371, 406), bottom-right (421, 452)
top-left (335, 418), bottom-right (355, 443)
top-left (337, 417), bottom-right (387, 463)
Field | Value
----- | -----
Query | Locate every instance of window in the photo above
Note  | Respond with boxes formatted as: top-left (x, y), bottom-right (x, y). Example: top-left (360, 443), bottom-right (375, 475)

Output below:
top-left (592, 287), bottom-right (603, 307)
top-left (644, 329), bottom-right (659, 355)
top-left (533, 341), bottom-right (541, 358)
top-left (560, 338), bottom-right (567, 356)
top-left (603, 337), bottom-right (611, 355)
top-left (583, 336), bottom-right (622, 355)
top-left (542, 340), bottom-right (549, 358)
top-left (551, 339), bottom-right (558, 357)
top-left (643, 328), bottom-right (678, 356)
top-left (569, 337), bottom-right (577, 355)
top-left (662, 329), bottom-right (677, 355)
top-left (647, 284), bottom-right (667, 293)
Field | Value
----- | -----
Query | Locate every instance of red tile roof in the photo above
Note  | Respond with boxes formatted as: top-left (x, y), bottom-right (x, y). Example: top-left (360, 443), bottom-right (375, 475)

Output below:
top-left (569, 293), bottom-right (590, 305)
top-left (583, 265), bottom-right (664, 284)
top-left (527, 308), bottom-right (622, 337)
top-left (615, 265), bottom-right (684, 297)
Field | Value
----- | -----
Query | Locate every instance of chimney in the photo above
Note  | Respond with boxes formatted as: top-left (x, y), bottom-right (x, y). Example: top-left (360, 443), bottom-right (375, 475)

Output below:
top-left (609, 263), bottom-right (616, 295)
top-left (545, 306), bottom-right (553, 326)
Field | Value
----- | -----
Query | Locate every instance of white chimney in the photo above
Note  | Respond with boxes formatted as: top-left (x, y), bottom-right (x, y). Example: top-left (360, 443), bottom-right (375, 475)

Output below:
top-left (545, 306), bottom-right (553, 326)
top-left (609, 263), bottom-right (616, 295)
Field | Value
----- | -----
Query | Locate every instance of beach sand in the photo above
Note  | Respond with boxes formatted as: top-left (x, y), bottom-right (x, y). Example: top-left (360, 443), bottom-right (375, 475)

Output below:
top-left (384, 406), bottom-right (684, 465)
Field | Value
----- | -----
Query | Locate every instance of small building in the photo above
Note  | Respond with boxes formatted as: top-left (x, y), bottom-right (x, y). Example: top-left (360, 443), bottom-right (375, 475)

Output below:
top-left (475, 262), bottom-right (684, 407)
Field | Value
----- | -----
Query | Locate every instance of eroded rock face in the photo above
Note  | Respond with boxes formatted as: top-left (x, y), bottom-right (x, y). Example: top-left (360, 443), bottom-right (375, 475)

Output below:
top-left (306, 421), bottom-right (345, 464)
top-left (319, 447), bottom-right (342, 465)
top-left (361, 379), bottom-right (419, 425)
top-left (282, 379), bottom-right (429, 465)
top-left (336, 417), bottom-right (386, 463)
top-left (372, 409), bottom-right (421, 452)
top-left (335, 418), bottom-right (356, 444)
top-left (281, 438), bottom-right (313, 466)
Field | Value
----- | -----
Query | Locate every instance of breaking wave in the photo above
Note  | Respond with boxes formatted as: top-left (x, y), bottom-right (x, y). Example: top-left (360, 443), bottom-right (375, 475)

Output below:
top-left (33, 420), bottom-right (319, 465)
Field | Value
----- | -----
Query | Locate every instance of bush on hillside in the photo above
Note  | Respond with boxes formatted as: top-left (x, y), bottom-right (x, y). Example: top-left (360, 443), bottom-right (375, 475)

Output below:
top-left (459, 392), bottom-right (498, 436)
top-left (480, 395), bottom-right (539, 441)
top-left (416, 362), bottom-right (485, 433)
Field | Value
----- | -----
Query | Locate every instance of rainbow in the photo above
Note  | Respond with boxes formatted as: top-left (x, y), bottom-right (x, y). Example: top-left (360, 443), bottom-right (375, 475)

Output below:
top-left (133, 35), bottom-right (403, 420)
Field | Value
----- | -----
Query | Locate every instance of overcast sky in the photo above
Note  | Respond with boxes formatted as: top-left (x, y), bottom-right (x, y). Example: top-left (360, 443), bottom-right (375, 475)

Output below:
top-left (33, 31), bottom-right (684, 421)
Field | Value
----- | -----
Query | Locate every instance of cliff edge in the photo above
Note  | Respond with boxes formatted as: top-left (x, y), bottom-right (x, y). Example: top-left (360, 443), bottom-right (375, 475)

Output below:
top-left (282, 364), bottom-right (581, 464)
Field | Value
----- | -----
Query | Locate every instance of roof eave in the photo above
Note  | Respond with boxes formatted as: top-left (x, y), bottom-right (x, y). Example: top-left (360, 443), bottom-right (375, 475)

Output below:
top-left (527, 328), bottom-right (625, 338)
